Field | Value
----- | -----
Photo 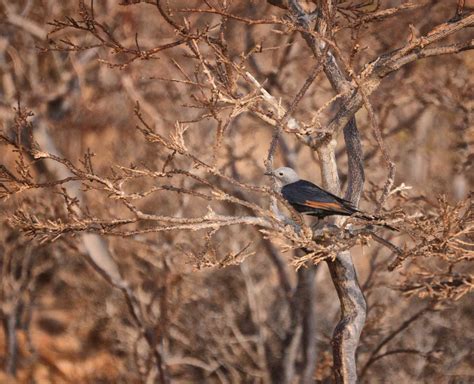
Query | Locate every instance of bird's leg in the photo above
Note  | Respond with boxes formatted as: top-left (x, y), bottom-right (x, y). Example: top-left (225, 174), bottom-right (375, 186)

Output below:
top-left (311, 218), bottom-right (338, 236)
top-left (310, 217), bottom-right (324, 232)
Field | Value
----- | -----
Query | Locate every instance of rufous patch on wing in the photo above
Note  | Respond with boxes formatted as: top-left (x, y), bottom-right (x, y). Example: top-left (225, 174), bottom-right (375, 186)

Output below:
top-left (304, 200), bottom-right (344, 211)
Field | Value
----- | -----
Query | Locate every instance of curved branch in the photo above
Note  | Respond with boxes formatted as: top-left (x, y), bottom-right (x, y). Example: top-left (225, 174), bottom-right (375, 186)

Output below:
top-left (343, 118), bottom-right (364, 204)
top-left (280, 2), bottom-right (368, 383)
top-left (328, 117), bottom-right (367, 384)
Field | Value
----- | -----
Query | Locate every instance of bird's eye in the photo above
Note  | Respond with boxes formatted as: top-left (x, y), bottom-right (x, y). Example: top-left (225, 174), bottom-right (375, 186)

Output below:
top-left (279, 172), bottom-right (283, 176)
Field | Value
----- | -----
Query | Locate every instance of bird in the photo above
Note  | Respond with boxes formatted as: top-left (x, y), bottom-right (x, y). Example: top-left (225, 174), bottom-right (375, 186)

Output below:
top-left (265, 166), bottom-right (397, 230)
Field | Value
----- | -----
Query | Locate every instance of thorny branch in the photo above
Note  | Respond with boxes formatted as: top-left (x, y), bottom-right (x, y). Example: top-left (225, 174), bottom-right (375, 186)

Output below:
top-left (1, 0), bottom-right (473, 382)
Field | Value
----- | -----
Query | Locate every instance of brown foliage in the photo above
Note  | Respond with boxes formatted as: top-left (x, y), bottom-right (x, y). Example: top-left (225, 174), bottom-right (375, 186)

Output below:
top-left (0, 0), bottom-right (473, 383)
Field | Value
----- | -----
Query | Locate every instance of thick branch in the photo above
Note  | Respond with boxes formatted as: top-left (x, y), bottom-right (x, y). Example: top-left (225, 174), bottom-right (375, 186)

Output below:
top-left (280, 2), bottom-right (368, 384)
top-left (343, 118), bottom-right (364, 204)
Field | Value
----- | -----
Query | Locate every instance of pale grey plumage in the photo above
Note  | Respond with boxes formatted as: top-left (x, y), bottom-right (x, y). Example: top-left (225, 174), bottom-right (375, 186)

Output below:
top-left (268, 167), bottom-right (300, 187)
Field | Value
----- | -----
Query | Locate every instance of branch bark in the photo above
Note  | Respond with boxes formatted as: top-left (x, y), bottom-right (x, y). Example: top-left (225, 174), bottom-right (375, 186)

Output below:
top-left (2, 311), bottom-right (18, 375)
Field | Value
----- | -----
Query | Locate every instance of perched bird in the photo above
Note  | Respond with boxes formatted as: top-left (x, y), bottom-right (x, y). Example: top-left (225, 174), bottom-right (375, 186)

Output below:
top-left (265, 167), bottom-right (396, 230)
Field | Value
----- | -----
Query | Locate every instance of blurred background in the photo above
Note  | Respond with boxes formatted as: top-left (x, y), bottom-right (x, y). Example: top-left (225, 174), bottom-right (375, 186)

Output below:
top-left (1, 1), bottom-right (473, 383)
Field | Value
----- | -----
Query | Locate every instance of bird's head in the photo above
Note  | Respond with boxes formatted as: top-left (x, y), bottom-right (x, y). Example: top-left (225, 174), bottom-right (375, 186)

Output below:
top-left (264, 167), bottom-right (300, 186)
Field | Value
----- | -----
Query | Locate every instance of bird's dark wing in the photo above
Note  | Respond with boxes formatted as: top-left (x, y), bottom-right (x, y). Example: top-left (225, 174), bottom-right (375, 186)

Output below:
top-left (281, 180), bottom-right (398, 229)
top-left (281, 180), bottom-right (357, 216)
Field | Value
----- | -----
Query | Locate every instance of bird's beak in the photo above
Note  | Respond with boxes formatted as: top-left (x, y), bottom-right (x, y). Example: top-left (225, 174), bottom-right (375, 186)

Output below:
top-left (264, 171), bottom-right (273, 176)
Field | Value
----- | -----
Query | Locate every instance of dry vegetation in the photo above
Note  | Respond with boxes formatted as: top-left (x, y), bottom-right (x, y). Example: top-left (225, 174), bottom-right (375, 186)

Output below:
top-left (0, 0), bottom-right (473, 383)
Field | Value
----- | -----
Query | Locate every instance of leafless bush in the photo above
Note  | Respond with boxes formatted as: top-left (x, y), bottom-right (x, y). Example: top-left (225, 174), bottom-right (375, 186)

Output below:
top-left (1, 1), bottom-right (473, 383)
